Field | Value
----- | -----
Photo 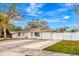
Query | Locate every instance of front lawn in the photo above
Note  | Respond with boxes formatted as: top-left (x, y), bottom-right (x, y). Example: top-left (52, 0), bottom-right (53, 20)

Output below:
top-left (43, 40), bottom-right (79, 55)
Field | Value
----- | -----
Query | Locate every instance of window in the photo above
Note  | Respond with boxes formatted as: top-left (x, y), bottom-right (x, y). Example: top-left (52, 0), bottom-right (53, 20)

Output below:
top-left (18, 32), bottom-right (21, 36)
top-left (35, 32), bottom-right (40, 37)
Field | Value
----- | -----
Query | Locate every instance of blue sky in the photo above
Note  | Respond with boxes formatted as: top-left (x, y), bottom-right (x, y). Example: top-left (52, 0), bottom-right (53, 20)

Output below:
top-left (0, 3), bottom-right (79, 30)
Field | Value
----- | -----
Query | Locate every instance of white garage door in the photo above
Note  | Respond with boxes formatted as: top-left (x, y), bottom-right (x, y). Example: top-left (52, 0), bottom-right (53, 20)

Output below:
top-left (41, 32), bottom-right (52, 39)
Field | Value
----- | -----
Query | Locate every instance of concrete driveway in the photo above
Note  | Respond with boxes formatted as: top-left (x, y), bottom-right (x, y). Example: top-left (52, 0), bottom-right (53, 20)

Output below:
top-left (0, 39), bottom-right (73, 56)
top-left (0, 39), bottom-right (60, 50)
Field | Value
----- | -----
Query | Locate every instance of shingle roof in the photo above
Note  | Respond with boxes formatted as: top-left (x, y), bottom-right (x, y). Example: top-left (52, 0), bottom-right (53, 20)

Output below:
top-left (40, 28), bottom-right (54, 32)
top-left (23, 28), bottom-right (54, 32)
top-left (11, 28), bottom-right (54, 34)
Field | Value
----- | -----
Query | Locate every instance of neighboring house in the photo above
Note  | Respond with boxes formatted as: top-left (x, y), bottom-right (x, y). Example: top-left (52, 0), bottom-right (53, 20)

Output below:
top-left (12, 28), bottom-right (54, 39)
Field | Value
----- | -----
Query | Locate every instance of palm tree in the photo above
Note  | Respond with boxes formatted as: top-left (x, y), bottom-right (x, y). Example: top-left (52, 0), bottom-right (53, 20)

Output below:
top-left (0, 4), bottom-right (23, 39)
top-left (57, 26), bottom-right (69, 32)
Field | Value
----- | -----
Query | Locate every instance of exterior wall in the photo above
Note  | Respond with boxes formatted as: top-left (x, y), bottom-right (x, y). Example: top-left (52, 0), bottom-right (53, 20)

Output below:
top-left (12, 32), bottom-right (79, 40)
top-left (12, 32), bottom-right (52, 39)
top-left (12, 33), bottom-right (24, 38)
top-left (12, 32), bottom-right (31, 38)
top-left (27, 32), bottom-right (32, 38)
top-left (52, 32), bottom-right (79, 40)
top-left (41, 32), bottom-right (52, 39)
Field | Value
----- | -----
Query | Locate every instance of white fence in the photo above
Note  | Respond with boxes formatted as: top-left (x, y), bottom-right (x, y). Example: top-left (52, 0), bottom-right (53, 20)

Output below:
top-left (52, 32), bottom-right (79, 40)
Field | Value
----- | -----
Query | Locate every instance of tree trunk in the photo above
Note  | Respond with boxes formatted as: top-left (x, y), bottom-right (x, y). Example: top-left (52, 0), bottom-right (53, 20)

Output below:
top-left (3, 27), bottom-right (7, 39)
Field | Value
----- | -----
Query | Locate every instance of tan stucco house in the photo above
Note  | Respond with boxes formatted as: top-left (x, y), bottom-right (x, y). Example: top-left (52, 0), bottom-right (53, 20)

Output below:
top-left (12, 28), bottom-right (54, 39)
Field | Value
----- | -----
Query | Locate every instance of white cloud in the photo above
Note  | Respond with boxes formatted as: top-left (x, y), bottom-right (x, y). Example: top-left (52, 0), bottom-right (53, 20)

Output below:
top-left (65, 3), bottom-right (73, 7)
top-left (66, 23), bottom-right (79, 27)
top-left (57, 8), bottom-right (68, 12)
top-left (61, 21), bottom-right (67, 23)
top-left (45, 19), bottom-right (60, 23)
top-left (43, 18), bottom-right (67, 23)
top-left (72, 23), bottom-right (79, 27)
top-left (26, 3), bottom-right (44, 16)
top-left (26, 3), bottom-right (70, 20)
top-left (63, 16), bottom-right (70, 19)
top-left (45, 8), bottom-right (68, 17)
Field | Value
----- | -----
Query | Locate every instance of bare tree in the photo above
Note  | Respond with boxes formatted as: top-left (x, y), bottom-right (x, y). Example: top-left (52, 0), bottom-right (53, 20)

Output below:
top-left (27, 19), bottom-right (48, 28)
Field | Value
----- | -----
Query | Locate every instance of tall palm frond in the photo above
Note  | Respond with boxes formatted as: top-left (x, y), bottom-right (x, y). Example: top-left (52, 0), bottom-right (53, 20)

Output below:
top-left (0, 3), bottom-right (23, 39)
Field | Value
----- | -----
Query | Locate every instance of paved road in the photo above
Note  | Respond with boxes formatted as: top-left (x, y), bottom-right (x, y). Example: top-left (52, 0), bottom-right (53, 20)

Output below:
top-left (0, 39), bottom-right (75, 56)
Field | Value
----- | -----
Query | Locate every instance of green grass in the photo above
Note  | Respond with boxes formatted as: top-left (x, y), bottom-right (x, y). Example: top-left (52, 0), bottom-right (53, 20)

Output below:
top-left (43, 40), bottom-right (79, 55)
